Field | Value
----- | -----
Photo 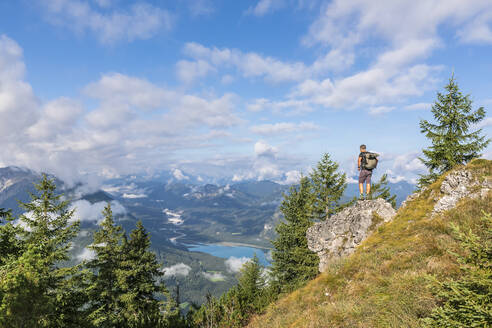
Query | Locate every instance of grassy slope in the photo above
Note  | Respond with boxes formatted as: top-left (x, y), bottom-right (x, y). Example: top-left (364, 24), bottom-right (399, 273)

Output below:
top-left (248, 159), bottom-right (492, 328)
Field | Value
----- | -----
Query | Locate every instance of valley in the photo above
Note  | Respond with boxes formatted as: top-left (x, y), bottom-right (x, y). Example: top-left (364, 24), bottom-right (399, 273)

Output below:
top-left (0, 166), bottom-right (415, 307)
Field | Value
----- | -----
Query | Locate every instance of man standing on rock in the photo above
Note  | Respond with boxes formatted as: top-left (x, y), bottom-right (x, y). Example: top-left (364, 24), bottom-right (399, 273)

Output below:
top-left (358, 144), bottom-right (377, 199)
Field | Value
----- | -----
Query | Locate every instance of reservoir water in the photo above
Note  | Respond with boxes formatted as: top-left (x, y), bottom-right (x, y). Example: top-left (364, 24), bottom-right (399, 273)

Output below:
top-left (187, 244), bottom-right (271, 266)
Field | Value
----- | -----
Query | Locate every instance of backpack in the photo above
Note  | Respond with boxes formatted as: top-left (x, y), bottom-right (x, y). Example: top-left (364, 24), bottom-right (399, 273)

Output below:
top-left (361, 152), bottom-right (379, 170)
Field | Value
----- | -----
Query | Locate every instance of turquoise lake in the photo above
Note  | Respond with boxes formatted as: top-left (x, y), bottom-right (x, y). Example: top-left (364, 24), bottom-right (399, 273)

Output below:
top-left (187, 244), bottom-right (271, 266)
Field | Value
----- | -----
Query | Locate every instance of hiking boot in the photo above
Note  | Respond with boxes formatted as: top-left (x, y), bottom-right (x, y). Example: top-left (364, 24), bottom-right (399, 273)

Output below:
top-left (359, 193), bottom-right (365, 200)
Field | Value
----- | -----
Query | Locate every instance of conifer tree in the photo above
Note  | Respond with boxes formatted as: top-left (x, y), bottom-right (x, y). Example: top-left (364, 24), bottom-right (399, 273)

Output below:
top-left (0, 208), bottom-right (22, 267)
top-left (423, 212), bottom-right (492, 327)
top-left (419, 75), bottom-right (490, 187)
top-left (236, 255), bottom-right (266, 314)
top-left (0, 175), bottom-right (82, 328)
top-left (117, 220), bottom-right (168, 327)
top-left (368, 174), bottom-right (397, 208)
top-left (271, 177), bottom-right (319, 291)
top-left (86, 203), bottom-right (125, 328)
top-left (310, 153), bottom-right (347, 220)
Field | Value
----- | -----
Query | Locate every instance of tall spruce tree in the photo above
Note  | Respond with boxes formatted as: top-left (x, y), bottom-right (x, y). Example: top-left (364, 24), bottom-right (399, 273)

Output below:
top-left (86, 203), bottom-right (125, 328)
top-left (310, 153), bottom-right (347, 220)
top-left (0, 208), bottom-right (22, 267)
top-left (0, 175), bottom-right (82, 328)
top-left (271, 177), bottom-right (319, 291)
top-left (419, 75), bottom-right (490, 187)
top-left (236, 255), bottom-right (266, 315)
top-left (368, 174), bottom-right (397, 208)
top-left (117, 220), bottom-right (168, 327)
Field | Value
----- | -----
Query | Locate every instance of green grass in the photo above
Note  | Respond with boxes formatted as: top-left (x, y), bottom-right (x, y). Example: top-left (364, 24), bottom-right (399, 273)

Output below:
top-left (247, 160), bottom-right (492, 328)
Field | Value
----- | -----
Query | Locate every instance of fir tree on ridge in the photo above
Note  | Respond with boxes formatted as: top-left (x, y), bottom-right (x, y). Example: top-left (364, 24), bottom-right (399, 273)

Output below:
top-left (271, 177), bottom-right (319, 292)
top-left (419, 74), bottom-right (490, 187)
top-left (86, 203), bottom-right (125, 328)
top-left (310, 153), bottom-right (347, 220)
top-left (0, 175), bottom-right (83, 328)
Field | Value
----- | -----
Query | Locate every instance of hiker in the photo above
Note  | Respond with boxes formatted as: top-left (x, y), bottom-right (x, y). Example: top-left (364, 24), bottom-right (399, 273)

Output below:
top-left (358, 144), bottom-right (378, 199)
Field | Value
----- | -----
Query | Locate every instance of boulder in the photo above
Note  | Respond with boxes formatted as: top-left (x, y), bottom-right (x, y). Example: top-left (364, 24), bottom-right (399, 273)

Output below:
top-left (307, 198), bottom-right (396, 272)
top-left (432, 169), bottom-right (491, 215)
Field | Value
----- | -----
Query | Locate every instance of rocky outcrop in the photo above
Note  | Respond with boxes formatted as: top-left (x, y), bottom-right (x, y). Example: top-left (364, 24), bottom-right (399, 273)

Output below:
top-left (432, 169), bottom-right (492, 215)
top-left (307, 198), bottom-right (396, 272)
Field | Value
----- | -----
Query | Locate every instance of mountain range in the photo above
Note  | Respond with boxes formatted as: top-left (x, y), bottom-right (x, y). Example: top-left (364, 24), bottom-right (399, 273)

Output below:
top-left (0, 166), bottom-right (415, 306)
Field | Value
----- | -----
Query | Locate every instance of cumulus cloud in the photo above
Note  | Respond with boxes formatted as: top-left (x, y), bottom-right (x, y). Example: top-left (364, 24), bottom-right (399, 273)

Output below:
top-left (281, 170), bottom-right (301, 185)
top-left (76, 247), bottom-right (96, 261)
top-left (369, 106), bottom-right (396, 116)
top-left (202, 271), bottom-right (225, 281)
top-left (404, 103), bottom-right (432, 111)
top-left (70, 200), bottom-right (126, 223)
top-left (178, 42), bottom-right (311, 83)
top-left (176, 59), bottom-right (215, 84)
top-left (241, 1), bottom-right (492, 114)
top-left (162, 263), bottom-right (192, 277)
top-left (172, 169), bottom-right (189, 181)
top-left (0, 35), bottom-right (39, 139)
top-left (38, 0), bottom-right (173, 44)
top-left (225, 256), bottom-right (251, 273)
top-left (251, 122), bottom-right (318, 135)
top-left (254, 141), bottom-right (278, 158)
top-left (0, 37), bottom-right (242, 184)
top-left (122, 193), bottom-right (147, 199)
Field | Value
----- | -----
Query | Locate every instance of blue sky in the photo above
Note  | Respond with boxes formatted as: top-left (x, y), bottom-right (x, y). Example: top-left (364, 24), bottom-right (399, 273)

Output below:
top-left (0, 0), bottom-right (491, 185)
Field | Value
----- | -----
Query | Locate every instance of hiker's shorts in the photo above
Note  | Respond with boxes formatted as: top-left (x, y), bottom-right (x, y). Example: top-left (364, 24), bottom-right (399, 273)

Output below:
top-left (359, 169), bottom-right (372, 184)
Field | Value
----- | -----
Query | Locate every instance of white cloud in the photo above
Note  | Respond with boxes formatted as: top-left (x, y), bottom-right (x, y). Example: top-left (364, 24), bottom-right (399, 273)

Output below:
top-left (27, 97), bottom-right (83, 140)
top-left (38, 0), bottom-right (173, 44)
top-left (0, 35), bottom-right (39, 139)
top-left (122, 193), bottom-right (147, 199)
top-left (290, 64), bottom-right (441, 110)
top-left (179, 42), bottom-right (310, 83)
top-left (247, 0), bottom-right (492, 114)
top-left (172, 169), bottom-right (189, 181)
top-left (225, 256), bottom-right (251, 273)
top-left (70, 200), bottom-right (126, 223)
top-left (251, 122), bottom-right (318, 135)
top-left (176, 59), bottom-right (215, 84)
top-left (76, 248), bottom-right (96, 261)
top-left (0, 36), bottom-right (243, 183)
top-left (202, 271), bottom-right (225, 281)
top-left (247, 0), bottom-right (285, 16)
top-left (280, 170), bottom-right (301, 185)
top-left (254, 141), bottom-right (278, 158)
top-left (83, 73), bottom-right (176, 111)
top-left (404, 102), bottom-right (432, 111)
top-left (369, 106), bottom-right (395, 116)
top-left (477, 117), bottom-right (492, 129)
top-left (162, 263), bottom-right (192, 277)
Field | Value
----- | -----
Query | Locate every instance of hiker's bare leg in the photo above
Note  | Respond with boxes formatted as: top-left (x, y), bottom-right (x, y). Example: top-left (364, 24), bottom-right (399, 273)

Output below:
top-left (359, 183), bottom-right (363, 194)
top-left (366, 183), bottom-right (371, 194)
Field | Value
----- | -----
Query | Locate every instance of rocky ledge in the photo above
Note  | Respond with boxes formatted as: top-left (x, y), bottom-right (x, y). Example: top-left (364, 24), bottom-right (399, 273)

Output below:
top-left (432, 169), bottom-right (492, 215)
top-left (306, 198), bottom-right (396, 273)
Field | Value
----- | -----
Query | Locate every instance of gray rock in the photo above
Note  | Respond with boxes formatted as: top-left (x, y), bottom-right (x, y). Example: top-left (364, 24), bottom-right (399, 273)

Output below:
top-left (432, 169), bottom-right (491, 215)
top-left (433, 170), bottom-right (476, 215)
top-left (307, 198), bottom-right (396, 272)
